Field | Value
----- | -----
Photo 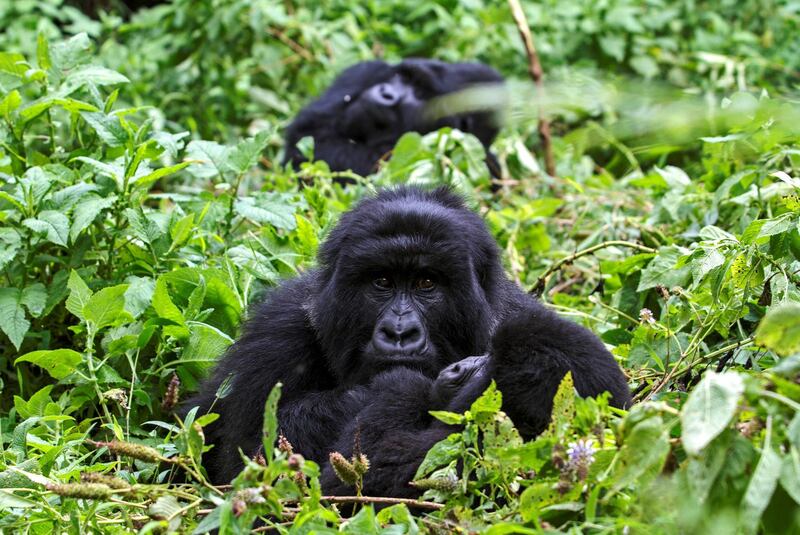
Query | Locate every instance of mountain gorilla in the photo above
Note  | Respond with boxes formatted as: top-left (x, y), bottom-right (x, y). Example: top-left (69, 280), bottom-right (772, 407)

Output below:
top-left (186, 187), bottom-right (631, 491)
top-left (282, 59), bottom-right (505, 180)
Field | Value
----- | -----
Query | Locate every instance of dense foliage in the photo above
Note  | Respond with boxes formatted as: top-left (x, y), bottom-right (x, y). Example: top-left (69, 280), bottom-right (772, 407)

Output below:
top-left (1, 0), bottom-right (799, 532)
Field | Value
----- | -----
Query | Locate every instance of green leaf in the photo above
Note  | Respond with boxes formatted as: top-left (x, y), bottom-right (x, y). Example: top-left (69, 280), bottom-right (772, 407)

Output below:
top-left (227, 131), bottom-right (269, 174)
top-left (0, 90), bottom-right (22, 118)
top-left (690, 247), bottom-right (726, 282)
top-left (429, 410), bottom-right (465, 425)
top-left (262, 383), bottom-right (282, 462)
top-left (686, 429), bottom-right (730, 503)
top-left (0, 288), bottom-right (29, 350)
top-left (182, 322), bottom-right (234, 366)
top-left (414, 434), bottom-right (462, 479)
top-left (681, 371), bottom-right (744, 455)
top-left (66, 270), bottom-right (92, 321)
top-left (80, 111), bottom-right (128, 147)
top-left (169, 213), bottom-right (195, 252)
top-left (131, 161), bottom-right (191, 191)
top-left (781, 449), bottom-right (800, 505)
top-left (613, 415), bottom-right (670, 491)
top-left (124, 276), bottom-right (155, 319)
top-left (0, 490), bottom-right (37, 509)
top-left (638, 245), bottom-right (691, 291)
top-left (742, 213), bottom-right (798, 244)
top-left (543, 372), bottom-right (576, 439)
top-left (22, 211), bottom-right (70, 247)
top-left (21, 283), bottom-right (47, 317)
top-left (74, 156), bottom-right (124, 187)
top-left (740, 447), bottom-right (782, 533)
top-left (234, 198), bottom-right (297, 230)
top-left (63, 65), bottom-right (129, 90)
top-left (124, 207), bottom-right (164, 245)
top-left (36, 33), bottom-right (51, 70)
top-left (469, 380), bottom-right (502, 424)
top-left (185, 140), bottom-right (231, 180)
top-left (630, 55), bottom-right (659, 79)
top-left (755, 302), bottom-right (800, 357)
top-left (15, 349), bottom-right (82, 380)
top-left (70, 195), bottom-right (116, 241)
top-left (84, 284), bottom-right (130, 331)
top-left (153, 277), bottom-right (188, 338)
top-left (0, 52), bottom-right (28, 77)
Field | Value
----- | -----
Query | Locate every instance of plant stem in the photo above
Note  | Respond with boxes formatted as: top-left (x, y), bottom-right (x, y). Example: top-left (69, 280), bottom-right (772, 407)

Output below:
top-left (319, 495), bottom-right (443, 510)
top-left (508, 0), bottom-right (556, 178)
top-left (531, 240), bottom-right (656, 294)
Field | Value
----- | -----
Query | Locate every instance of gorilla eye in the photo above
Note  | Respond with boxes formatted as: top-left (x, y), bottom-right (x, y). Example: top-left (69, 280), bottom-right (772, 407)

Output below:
top-left (415, 278), bottom-right (435, 291)
top-left (373, 277), bottom-right (392, 290)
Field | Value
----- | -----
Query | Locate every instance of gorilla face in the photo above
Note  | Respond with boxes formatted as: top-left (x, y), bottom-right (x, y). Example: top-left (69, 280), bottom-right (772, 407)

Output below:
top-left (431, 354), bottom-right (489, 408)
top-left (283, 59), bottom-right (504, 178)
top-left (341, 74), bottom-right (424, 142)
top-left (310, 189), bottom-right (502, 384)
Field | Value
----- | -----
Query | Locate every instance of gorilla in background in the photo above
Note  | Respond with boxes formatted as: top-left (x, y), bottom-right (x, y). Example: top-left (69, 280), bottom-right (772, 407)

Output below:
top-left (186, 187), bottom-right (631, 491)
top-left (282, 59), bottom-right (505, 180)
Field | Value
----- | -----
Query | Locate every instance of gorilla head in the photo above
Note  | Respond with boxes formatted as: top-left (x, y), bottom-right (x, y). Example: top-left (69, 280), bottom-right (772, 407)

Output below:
top-left (307, 188), bottom-right (507, 384)
top-left (283, 59), bottom-right (505, 179)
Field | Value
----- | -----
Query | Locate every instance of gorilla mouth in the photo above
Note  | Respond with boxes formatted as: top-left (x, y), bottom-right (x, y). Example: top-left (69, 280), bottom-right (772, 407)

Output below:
top-left (365, 342), bottom-right (437, 375)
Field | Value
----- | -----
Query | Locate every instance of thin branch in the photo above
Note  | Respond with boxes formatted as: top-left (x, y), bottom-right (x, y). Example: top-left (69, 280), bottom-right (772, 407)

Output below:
top-left (507, 0), bottom-right (556, 177)
top-left (320, 495), bottom-right (444, 510)
top-left (530, 240), bottom-right (656, 294)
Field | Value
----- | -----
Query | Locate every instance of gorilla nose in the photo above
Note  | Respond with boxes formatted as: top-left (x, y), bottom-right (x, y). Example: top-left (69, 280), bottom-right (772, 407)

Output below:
top-left (373, 83), bottom-right (401, 106)
top-left (374, 318), bottom-right (425, 353)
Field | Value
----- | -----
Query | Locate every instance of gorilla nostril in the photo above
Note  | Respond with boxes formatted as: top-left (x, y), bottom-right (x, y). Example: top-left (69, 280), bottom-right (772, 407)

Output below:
top-left (377, 84), bottom-right (398, 105)
top-left (373, 316), bottom-right (426, 354)
top-left (379, 325), bottom-right (398, 344)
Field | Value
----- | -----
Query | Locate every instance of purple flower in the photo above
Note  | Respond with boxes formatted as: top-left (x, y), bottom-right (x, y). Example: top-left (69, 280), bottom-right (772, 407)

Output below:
top-left (566, 438), bottom-right (596, 481)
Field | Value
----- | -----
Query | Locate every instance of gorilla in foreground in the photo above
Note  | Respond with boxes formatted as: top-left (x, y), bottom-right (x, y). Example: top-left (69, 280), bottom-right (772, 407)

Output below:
top-left (283, 59), bottom-right (504, 179)
top-left (187, 187), bottom-right (631, 494)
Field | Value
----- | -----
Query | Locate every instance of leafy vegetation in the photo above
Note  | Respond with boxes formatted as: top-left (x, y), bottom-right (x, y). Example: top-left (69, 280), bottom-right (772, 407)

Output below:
top-left (1, 0), bottom-right (799, 532)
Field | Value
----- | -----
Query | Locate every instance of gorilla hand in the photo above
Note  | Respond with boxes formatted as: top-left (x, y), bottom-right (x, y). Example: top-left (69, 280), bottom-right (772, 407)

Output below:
top-left (432, 355), bottom-right (491, 412)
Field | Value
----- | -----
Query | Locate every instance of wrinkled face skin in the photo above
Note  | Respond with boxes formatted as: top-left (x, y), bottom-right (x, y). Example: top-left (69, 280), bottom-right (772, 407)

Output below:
top-left (341, 74), bottom-right (424, 143)
top-left (311, 193), bottom-right (500, 386)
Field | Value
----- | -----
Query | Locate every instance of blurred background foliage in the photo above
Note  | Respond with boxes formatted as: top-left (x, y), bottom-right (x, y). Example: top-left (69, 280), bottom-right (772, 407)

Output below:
top-left (1, 0), bottom-right (799, 532)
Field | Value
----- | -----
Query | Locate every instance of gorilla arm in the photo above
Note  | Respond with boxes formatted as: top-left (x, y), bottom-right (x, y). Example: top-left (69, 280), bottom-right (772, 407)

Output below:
top-left (320, 368), bottom-right (455, 498)
top-left (446, 294), bottom-right (632, 438)
top-left (282, 108), bottom-right (387, 177)
top-left (184, 276), bottom-right (371, 483)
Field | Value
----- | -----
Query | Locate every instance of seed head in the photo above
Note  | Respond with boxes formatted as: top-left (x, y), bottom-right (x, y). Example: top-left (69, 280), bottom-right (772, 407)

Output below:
top-left (293, 471), bottom-right (308, 493)
top-left (88, 440), bottom-right (165, 463)
top-left (329, 452), bottom-right (358, 486)
top-left (80, 472), bottom-right (130, 490)
top-left (46, 482), bottom-right (112, 499)
top-left (411, 475), bottom-right (458, 492)
top-left (162, 373), bottom-right (180, 411)
top-left (278, 434), bottom-right (294, 455)
top-left (253, 450), bottom-right (267, 466)
top-left (352, 453), bottom-right (370, 476)
top-left (288, 453), bottom-right (305, 470)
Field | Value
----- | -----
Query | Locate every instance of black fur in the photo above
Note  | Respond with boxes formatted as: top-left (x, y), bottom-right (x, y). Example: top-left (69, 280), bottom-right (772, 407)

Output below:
top-left (282, 59), bottom-right (504, 179)
top-left (185, 187), bottom-right (631, 491)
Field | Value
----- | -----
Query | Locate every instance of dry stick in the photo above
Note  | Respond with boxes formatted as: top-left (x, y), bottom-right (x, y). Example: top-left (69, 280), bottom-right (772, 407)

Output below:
top-left (508, 0), bottom-right (556, 178)
top-left (319, 495), bottom-right (444, 511)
